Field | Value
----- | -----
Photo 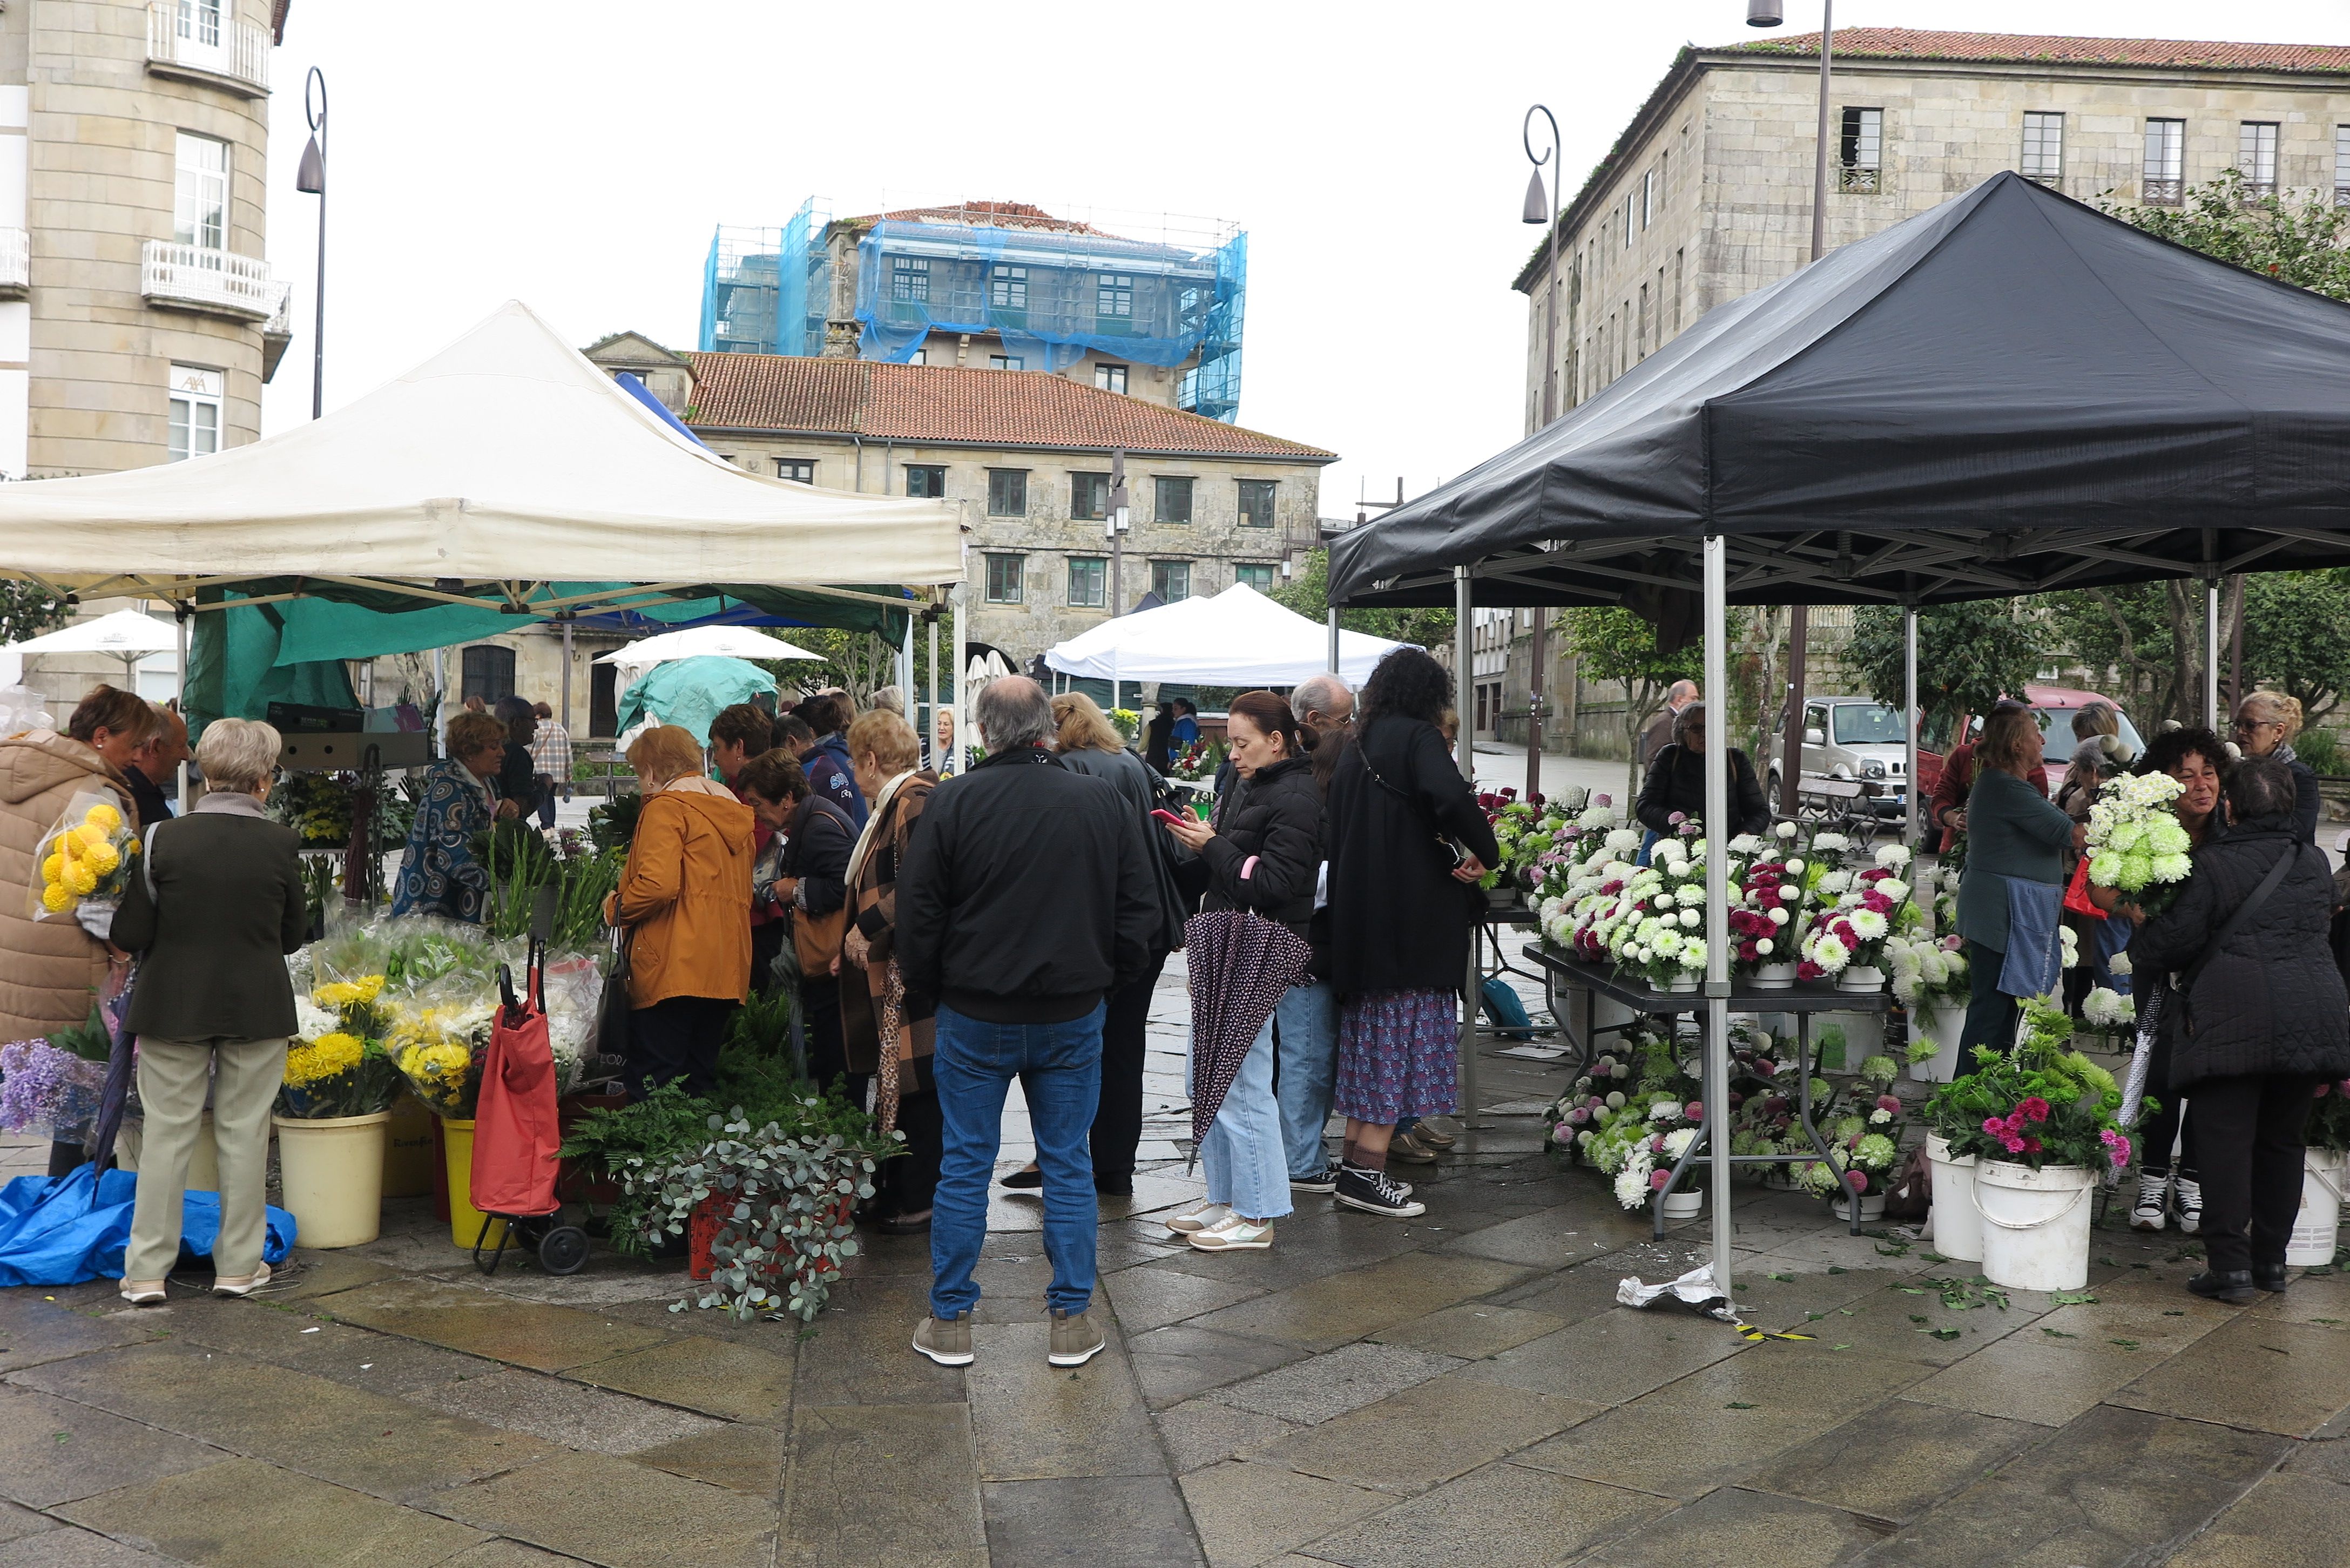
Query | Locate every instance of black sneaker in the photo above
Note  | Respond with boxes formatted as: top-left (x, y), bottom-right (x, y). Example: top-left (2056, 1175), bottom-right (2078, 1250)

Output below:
top-left (1335, 1164), bottom-right (1426, 1218)
top-left (1290, 1165), bottom-right (1340, 1194)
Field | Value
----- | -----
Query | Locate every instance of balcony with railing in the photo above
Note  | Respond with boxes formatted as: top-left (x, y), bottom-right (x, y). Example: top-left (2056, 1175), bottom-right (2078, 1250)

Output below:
top-left (146, 4), bottom-right (270, 97)
top-left (0, 229), bottom-right (26, 297)
top-left (143, 240), bottom-right (287, 322)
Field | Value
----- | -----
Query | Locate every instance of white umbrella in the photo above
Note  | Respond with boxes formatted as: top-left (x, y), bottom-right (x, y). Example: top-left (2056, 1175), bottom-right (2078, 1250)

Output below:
top-left (3, 608), bottom-right (178, 691)
top-left (597, 623), bottom-right (823, 691)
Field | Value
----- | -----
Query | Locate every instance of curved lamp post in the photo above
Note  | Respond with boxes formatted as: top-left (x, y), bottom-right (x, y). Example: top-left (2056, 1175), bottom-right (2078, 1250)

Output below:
top-left (295, 67), bottom-right (327, 419)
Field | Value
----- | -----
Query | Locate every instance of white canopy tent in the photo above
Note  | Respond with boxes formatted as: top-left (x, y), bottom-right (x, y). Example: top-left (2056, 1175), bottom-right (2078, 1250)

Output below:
top-left (1043, 583), bottom-right (1409, 688)
top-left (596, 624), bottom-right (823, 692)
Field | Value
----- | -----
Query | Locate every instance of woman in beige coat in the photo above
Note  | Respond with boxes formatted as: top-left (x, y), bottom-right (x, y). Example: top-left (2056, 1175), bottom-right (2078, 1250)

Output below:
top-left (0, 686), bottom-right (156, 1175)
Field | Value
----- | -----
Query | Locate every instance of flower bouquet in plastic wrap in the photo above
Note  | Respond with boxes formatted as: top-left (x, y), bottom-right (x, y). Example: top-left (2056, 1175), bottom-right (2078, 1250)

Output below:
top-left (28, 791), bottom-right (137, 937)
top-left (2083, 771), bottom-right (2194, 918)
top-left (277, 1001), bottom-right (403, 1120)
top-left (0, 1002), bottom-right (113, 1142)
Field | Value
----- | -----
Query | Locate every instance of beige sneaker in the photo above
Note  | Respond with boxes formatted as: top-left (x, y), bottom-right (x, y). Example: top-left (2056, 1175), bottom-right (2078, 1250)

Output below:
top-left (1165, 1201), bottom-right (1232, 1234)
top-left (212, 1262), bottom-right (271, 1298)
top-left (118, 1279), bottom-right (167, 1307)
top-left (912, 1313), bottom-right (975, 1366)
top-left (1048, 1308), bottom-right (1106, 1366)
top-left (1187, 1215), bottom-right (1275, 1252)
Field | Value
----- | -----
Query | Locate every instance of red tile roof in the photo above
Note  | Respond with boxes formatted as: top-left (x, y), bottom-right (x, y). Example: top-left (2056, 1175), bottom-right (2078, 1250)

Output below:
top-left (1732, 28), bottom-right (2350, 73)
top-left (838, 200), bottom-right (1109, 236)
top-left (682, 354), bottom-right (1334, 462)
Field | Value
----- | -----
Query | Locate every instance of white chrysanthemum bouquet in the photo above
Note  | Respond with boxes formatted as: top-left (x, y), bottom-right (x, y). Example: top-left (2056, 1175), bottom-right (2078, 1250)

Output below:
top-left (2084, 771), bottom-right (2194, 916)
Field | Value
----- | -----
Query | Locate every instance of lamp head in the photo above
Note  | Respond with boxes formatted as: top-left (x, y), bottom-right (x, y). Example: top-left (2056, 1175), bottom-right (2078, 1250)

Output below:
top-left (1746, 0), bottom-right (1784, 25)
top-left (296, 134), bottom-right (325, 194)
top-left (1522, 167), bottom-right (1549, 225)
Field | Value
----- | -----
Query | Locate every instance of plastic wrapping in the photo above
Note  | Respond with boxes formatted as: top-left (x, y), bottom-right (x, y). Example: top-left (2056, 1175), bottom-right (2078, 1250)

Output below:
top-left (28, 788), bottom-right (134, 927)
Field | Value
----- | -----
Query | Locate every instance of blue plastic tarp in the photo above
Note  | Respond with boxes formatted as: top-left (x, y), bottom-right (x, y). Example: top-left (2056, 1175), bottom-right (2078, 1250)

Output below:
top-left (0, 1167), bottom-right (296, 1288)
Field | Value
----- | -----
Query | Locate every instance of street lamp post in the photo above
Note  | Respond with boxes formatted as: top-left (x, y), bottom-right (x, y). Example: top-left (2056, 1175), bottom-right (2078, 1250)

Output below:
top-left (1107, 448), bottom-right (1131, 707)
top-left (1746, 0), bottom-right (1832, 816)
top-left (295, 67), bottom-right (328, 420)
top-left (1519, 105), bottom-right (1563, 805)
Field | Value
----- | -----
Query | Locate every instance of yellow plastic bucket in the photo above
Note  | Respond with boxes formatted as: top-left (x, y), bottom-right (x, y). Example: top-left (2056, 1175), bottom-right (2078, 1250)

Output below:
top-left (440, 1119), bottom-right (507, 1251)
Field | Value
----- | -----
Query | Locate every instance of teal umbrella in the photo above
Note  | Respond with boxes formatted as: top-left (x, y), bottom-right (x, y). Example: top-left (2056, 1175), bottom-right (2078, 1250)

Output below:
top-left (614, 655), bottom-right (778, 746)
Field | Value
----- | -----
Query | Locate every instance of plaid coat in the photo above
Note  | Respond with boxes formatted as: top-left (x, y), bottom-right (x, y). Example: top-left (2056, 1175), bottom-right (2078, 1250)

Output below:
top-left (841, 771), bottom-right (937, 1085)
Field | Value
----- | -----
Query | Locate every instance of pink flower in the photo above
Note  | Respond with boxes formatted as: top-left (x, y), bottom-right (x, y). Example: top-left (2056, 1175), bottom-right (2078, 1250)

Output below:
top-left (2001, 1134), bottom-right (2027, 1154)
top-left (2319, 1083), bottom-right (2334, 1099)
top-left (1875, 1096), bottom-right (1901, 1116)
top-left (1568, 1107), bottom-right (1589, 1124)
top-left (1686, 1101), bottom-right (1705, 1120)
top-left (1649, 1170), bottom-right (1672, 1191)
top-left (1845, 1170), bottom-right (1868, 1193)
top-left (1941, 934), bottom-right (1963, 950)
top-left (1797, 960), bottom-right (1825, 981)
top-left (1728, 1091), bottom-right (1746, 1109)
top-left (2016, 1097), bottom-right (2051, 1124)
top-left (1982, 1117), bottom-right (2006, 1136)
top-left (1596, 794), bottom-right (1612, 807)
top-left (2003, 1112), bottom-right (2028, 1133)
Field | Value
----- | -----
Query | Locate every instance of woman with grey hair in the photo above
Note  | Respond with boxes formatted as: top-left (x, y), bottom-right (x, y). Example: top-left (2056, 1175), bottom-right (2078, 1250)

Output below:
top-left (110, 718), bottom-right (306, 1305)
top-left (2133, 755), bottom-right (2349, 1303)
top-left (2230, 691), bottom-right (2319, 846)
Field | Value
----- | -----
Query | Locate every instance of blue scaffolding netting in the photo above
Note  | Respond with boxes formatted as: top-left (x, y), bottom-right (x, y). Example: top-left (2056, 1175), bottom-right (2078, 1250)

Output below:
top-left (698, 200), bottom-right (1246, 422)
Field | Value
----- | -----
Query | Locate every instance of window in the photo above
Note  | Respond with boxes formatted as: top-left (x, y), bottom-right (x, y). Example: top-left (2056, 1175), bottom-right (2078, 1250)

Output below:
top-left (1637, 282), bottom-right (1650, 358)
top-left (904, 464), bottom-right (946, 499)
top-left (175, 0), bottom-right (222, 47)
top-left (2239, 121), bottom-right (2278, 196)
top-left (2144, 118), bottom-right (2186, 206)
top-left (166, 364), bottom-right (220, 462)
top-left (173, 132), bottom-right (228, 251)
top-left (1839, 107), bottom-right (1883, 193)
top-left (775, 458), bottom-right (814, 484)
top-left (1641, 168), bottom-right (1656, 228)
top-left (1156, 476), bottom-right (1193, 524)
top-left (1068, 557), bottom-right (1107, 609)
top-left (890, 256), bottom-right (929, 302)
top-left (906, 347), bottom-right (927, 366)
top-left (2021, 112), bottom-right (2063, 182)
top-left (1095, 363), bottom-right (1129, 394)
top-left (1235, 563), bottom-right (1275, 592)
top-left (983, 553), bottom-right (1025, 604)
top-left (2338, 125), bottom-right (2350, 206)
top-left (460, 645), bottom-right (516, 705)
top-left (1622, 198), bottom-right (1632, 248)
top-left (1673, 249), bottom-right (1684, 333)
top-left (1151, 560), bottom-right (1191, 603)
top-left (989, 266), bottom-right (1028, 310)
top-left (1097, 273), bottom-right (1133, 317)
top-left (987, 469), bottom-right (1028, 516)
top-left (1071, 472), bottom-right (1111, 521)
top-left (988, 354), bottom-right (1023, 371)
top-left (1237, 479), bottom-right (1276, 529)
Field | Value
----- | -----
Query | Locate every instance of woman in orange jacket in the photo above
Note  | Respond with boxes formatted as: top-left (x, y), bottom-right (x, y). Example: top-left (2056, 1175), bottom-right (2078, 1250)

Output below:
top-left (605, 725), bottom-right (755, 1099)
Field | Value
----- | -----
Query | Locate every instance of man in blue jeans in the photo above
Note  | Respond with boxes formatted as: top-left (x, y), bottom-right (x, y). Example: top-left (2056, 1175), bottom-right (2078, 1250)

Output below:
top-left (894, 676), bottom-right (1158, 1368)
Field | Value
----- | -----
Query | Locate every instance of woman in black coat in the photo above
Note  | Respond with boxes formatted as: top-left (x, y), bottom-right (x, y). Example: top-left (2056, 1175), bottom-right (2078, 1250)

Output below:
top-left (1158, 691), bottom-right (1320, 1251)
top-left (2230, 692), bottom-right (2321, 846)
top-left (1321, 649), bottom-right (1499, 1220)
top-left (1636, 702), bottom-right (1771, 844)
top-left (737, 749), bottom-right (857, 1089)
top-left (2133, 756), bottom-right (2350, 1303)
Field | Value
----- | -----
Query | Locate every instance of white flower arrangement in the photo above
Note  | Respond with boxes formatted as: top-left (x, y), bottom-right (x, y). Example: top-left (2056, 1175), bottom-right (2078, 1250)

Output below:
top-left (1809, 833), bottom-right (1851, 854)
top-left (2082, 985), bottom-right (2136, 1029)
top-left (1604, 827), bottom-right (1643, 854)
top-left (1874, 843), bottom-right (1912, 869)
top-left (2084, 771), bottom-right (2194, 914)
top-left (2109, 951), bottom-right (2133, 977)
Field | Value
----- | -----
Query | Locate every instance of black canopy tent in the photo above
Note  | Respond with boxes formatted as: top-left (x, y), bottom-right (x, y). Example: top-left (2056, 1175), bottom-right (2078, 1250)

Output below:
top-left (1328, 171), bottom-right (2350, 1291)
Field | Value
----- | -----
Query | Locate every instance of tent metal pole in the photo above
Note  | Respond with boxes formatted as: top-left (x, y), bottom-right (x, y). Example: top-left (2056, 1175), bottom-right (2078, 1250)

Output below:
top-left (953, 580), bottom-right (968, 776)
top-left (2205, 578), bottom-right (2220, 730)
top-left (1455, 565), bottom-right (1480, 1139)
top-left (174, 607), bottom-right (189, 807)
top-left (559, 618), bottom-right (573, 749)
top-left (1327, 607), bottom-right (1339, 676)
top-left (926, 613), bottom-right (938, 769)
top-left (1902, 606), bottom-right (1918, 847)
top-left (1702, 535), bottom-right (1732, 1295)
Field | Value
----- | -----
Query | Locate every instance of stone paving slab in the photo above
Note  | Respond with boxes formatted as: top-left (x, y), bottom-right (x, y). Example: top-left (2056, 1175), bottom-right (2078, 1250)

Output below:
top-left (57, 1456), bottom-right (489, 1567)
top-left (1575, 1484), bottom-right (1886, 1568)
top-left (1184, 1251), bottom-right (1532, 1351)
top-left (0, 1294), bottom-right (164, 1375)
top-left (435, 1449), bottom-right (774, 1568)
top-left (1127, 1324), bottom-right (1309, 1410)
top-left (780, 1404), bottom-right (985, 1568)
top-left (566, 1336), bottom-right (796, 1425)
top-left (408, 1366), bottom-right (726, 1456)
top-left (982, 1476), bottom-right (1203, 1568)
top-left (964, 1321), bottom-right (1164, 1481)
top-left (1239, 1371), bottom-right (1599, 1495)
top-left (1206, 1342), bottom-right (1466, 1425)
top-left (0, 1383), bottom-right (220, 1509)
top-left (1177, 1459), bottom-right (1391, 1568)
top-left (2106, 1312), bottom-right (2350, 1437)
top-left (313, 1278), bottom-right (676, 1372)
top-left (1295, 1459), bottom-right (1673, 1568)
top-left (0, 1525), bottom-right (187, 1566)
top-left (158, 1295), bottom-right (504, 1395)
top-left (2166, 1470), bottom-right (2350, 1568)
top-left (626, 1421), bottom-right (784, 1497)
top-left (1366, 1301), bottom-right (1567, 1359)
top-left (1739, 1396), bottom-right (2048, 1524)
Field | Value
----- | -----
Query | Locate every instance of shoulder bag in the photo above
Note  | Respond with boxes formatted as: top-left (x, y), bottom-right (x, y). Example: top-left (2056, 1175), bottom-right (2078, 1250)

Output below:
top-left (595, 924), bottom-right (634, 1058)
top-left (2177, 843), bottom-right (2298, 1038)
top-left (1355, 729), bottom-right (1474, 873)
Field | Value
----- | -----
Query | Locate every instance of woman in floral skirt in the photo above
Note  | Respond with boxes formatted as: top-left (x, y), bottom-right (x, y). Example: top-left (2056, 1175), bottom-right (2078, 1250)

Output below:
top-left (1321, 648), bottom-right (1499, 1217)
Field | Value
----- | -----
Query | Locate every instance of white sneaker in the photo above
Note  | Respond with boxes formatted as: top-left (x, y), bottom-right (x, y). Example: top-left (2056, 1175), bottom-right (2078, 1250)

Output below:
top-left (1188, 1214), bottom-right (1276, 1252)
top-left (1165, 1201), bottom-right (1232, 1235)
top-left (2175, 1175), bottom-right (2204, 1236)
top-left (2130, 1171), bottom-right (2169, 1232)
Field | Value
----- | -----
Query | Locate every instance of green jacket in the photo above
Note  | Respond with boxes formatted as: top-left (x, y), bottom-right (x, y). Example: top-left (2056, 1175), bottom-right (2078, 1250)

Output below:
top-left (1953, 766), bottom-right (2074, 954)
top-left (112, 794), bottom-right (307, 1041)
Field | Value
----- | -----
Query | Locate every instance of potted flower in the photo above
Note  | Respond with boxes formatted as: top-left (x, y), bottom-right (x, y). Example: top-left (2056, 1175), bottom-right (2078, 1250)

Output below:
top-left (2290, 1079), bottom-right (2350, 1266)
top-left (1932, 1002), bottom-right (2138, 1291)
top-left (1808, 1055), bottom-right (1906, 1220)
top-left (274, 996), bottom-right (406, 1249)
top-left (1889, 934), bottom-right (1971, 1082)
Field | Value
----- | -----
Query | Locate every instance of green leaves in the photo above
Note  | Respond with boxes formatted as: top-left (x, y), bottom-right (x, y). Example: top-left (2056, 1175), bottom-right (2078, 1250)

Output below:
top-left (1849, 600), bottom-right (2044, 735)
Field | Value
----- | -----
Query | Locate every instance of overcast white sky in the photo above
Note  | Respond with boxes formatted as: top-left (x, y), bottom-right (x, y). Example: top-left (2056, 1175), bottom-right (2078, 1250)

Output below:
top-left (258, 1), bottom-right (2350, 519)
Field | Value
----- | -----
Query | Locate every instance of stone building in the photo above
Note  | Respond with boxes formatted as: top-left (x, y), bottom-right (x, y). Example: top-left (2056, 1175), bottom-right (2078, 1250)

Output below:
top-left (1494, 27), bottom-right (2350, 753)
top-left (583, 333), bottom-right (1334, 666)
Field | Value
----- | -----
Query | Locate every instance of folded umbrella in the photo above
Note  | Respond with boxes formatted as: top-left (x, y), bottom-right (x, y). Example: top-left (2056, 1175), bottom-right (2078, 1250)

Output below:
top-left (1183, 908), bottom-right (1312, 1168)
top-left (2118, 986), bottom-right (2165, 1131)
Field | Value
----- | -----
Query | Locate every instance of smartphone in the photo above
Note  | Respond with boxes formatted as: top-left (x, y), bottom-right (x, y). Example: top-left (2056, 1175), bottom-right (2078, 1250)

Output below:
top-left (1150, 808), bottom-right (1185, 826)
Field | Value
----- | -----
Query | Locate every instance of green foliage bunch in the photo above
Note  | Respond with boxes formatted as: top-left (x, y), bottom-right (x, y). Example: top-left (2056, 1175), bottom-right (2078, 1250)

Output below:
top-left (1848, 601), bottom-right (2044, 734)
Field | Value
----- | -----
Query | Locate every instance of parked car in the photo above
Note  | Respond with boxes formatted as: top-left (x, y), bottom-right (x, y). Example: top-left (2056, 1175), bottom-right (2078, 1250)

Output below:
top-left (1766, 697), bottom-right (1911, 817)
top-left (1915, 684), bottom-right (2143, 800)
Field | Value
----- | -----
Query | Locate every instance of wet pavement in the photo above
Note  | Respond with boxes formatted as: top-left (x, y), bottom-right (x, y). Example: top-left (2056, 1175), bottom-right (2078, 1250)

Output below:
top-left (6, 962), bottom-right (2350, 1567)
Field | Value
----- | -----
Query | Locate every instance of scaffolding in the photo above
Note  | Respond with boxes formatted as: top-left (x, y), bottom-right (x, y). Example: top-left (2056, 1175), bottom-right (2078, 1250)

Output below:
top-left (698, 199), bottom-right (1246, 422)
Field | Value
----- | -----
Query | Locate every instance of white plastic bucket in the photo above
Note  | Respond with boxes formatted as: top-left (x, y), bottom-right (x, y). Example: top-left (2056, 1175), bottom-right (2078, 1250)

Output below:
top-left (274, 1111), bottom-right (390, 1248)
top-left (1928, 1133), bottom-right (1986, 1263)
top-left (1837, 964), bottom-right (1887, 994)
top-left (1910, 1005), bottom-right (1967, 1084)
top-left (2287, 1148), bottom-right (2347, 1267)
top-left (1833, 1193), bottom-right (1886, 1222)
top-left (1974, 1160), bottom-right (2096, 1291)
top-left (1662, 1189), bottom-right (1703, 1221)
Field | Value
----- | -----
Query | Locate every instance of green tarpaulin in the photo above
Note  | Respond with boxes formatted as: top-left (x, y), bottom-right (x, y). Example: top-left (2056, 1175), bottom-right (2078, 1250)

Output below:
top-left (183, 596), bottom-right (359, 740)
top-left (613, 656), bottom-right (778, 746)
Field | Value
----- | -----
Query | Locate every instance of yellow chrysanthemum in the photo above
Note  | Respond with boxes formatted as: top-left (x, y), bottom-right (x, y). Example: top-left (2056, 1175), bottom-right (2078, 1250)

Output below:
top-left (51, 832), bottom-right (77, 860)
top-left (40, 853), bottom-right (62, 883)
top-left (83, 802), bottom-right (122, 832)
top-left (285, 1031), bottom-right (366, 1086)
top-left (72, 823), bottom-right (107, 849)
top-left (82, 841), bottom-right (119, 875)
top-left (40, 882), bottom-right (75, 913)
top-left (61, 862), bottom-right (97, 896)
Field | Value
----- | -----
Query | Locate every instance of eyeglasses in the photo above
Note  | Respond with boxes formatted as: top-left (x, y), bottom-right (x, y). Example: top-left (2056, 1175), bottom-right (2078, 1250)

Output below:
top-left (2231, 718), bottom-right (2278, 735)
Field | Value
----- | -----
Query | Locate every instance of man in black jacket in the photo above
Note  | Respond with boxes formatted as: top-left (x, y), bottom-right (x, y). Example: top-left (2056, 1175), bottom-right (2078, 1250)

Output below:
top-left (897, 676), bottom-right (1157, 1370)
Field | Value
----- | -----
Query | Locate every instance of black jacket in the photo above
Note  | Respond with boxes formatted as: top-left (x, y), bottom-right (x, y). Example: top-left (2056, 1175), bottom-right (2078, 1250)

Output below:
top-left (2282, 751), bottom-right (2321, 846)
top-left (1059, 746), bottom-right (1186, 956)
top-left (1323, 715), bottom-right (1500, 997)
top-left (780, 794), bottom-right (855, 919)
top-left (896, 745), bottom-right (1158, 1024)
top-left (1637, 744), bottom-right (1771, 837)
top-left (2135, 814), bottom-right (2350, 1091)
top-left (112, 800), bottom-right (306, 1040)
top-left (1200, 756), bottom-right (1320, 938)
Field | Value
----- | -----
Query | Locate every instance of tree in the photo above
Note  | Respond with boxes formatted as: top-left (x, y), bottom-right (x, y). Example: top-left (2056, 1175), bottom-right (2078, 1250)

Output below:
top-left (0, 582), bottom-right (71, 647)
top-left (2102, 169), bottom-right (2350, 304)
top-left (1269, 547), bottom-right (1455, 655)
top-left (761, 627), bottom-right (901, 711)
top-left (1847, 600), bottom-right (2045, 734)
top-left (1556, 605), bottom-right (1703, 799)
top-left (2240, 570), bottom-right (2350, 728)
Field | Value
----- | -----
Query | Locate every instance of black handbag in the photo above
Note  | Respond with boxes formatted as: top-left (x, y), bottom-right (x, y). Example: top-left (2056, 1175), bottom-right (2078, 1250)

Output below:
top-left (595, 927), bottom-right (634, 1058)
